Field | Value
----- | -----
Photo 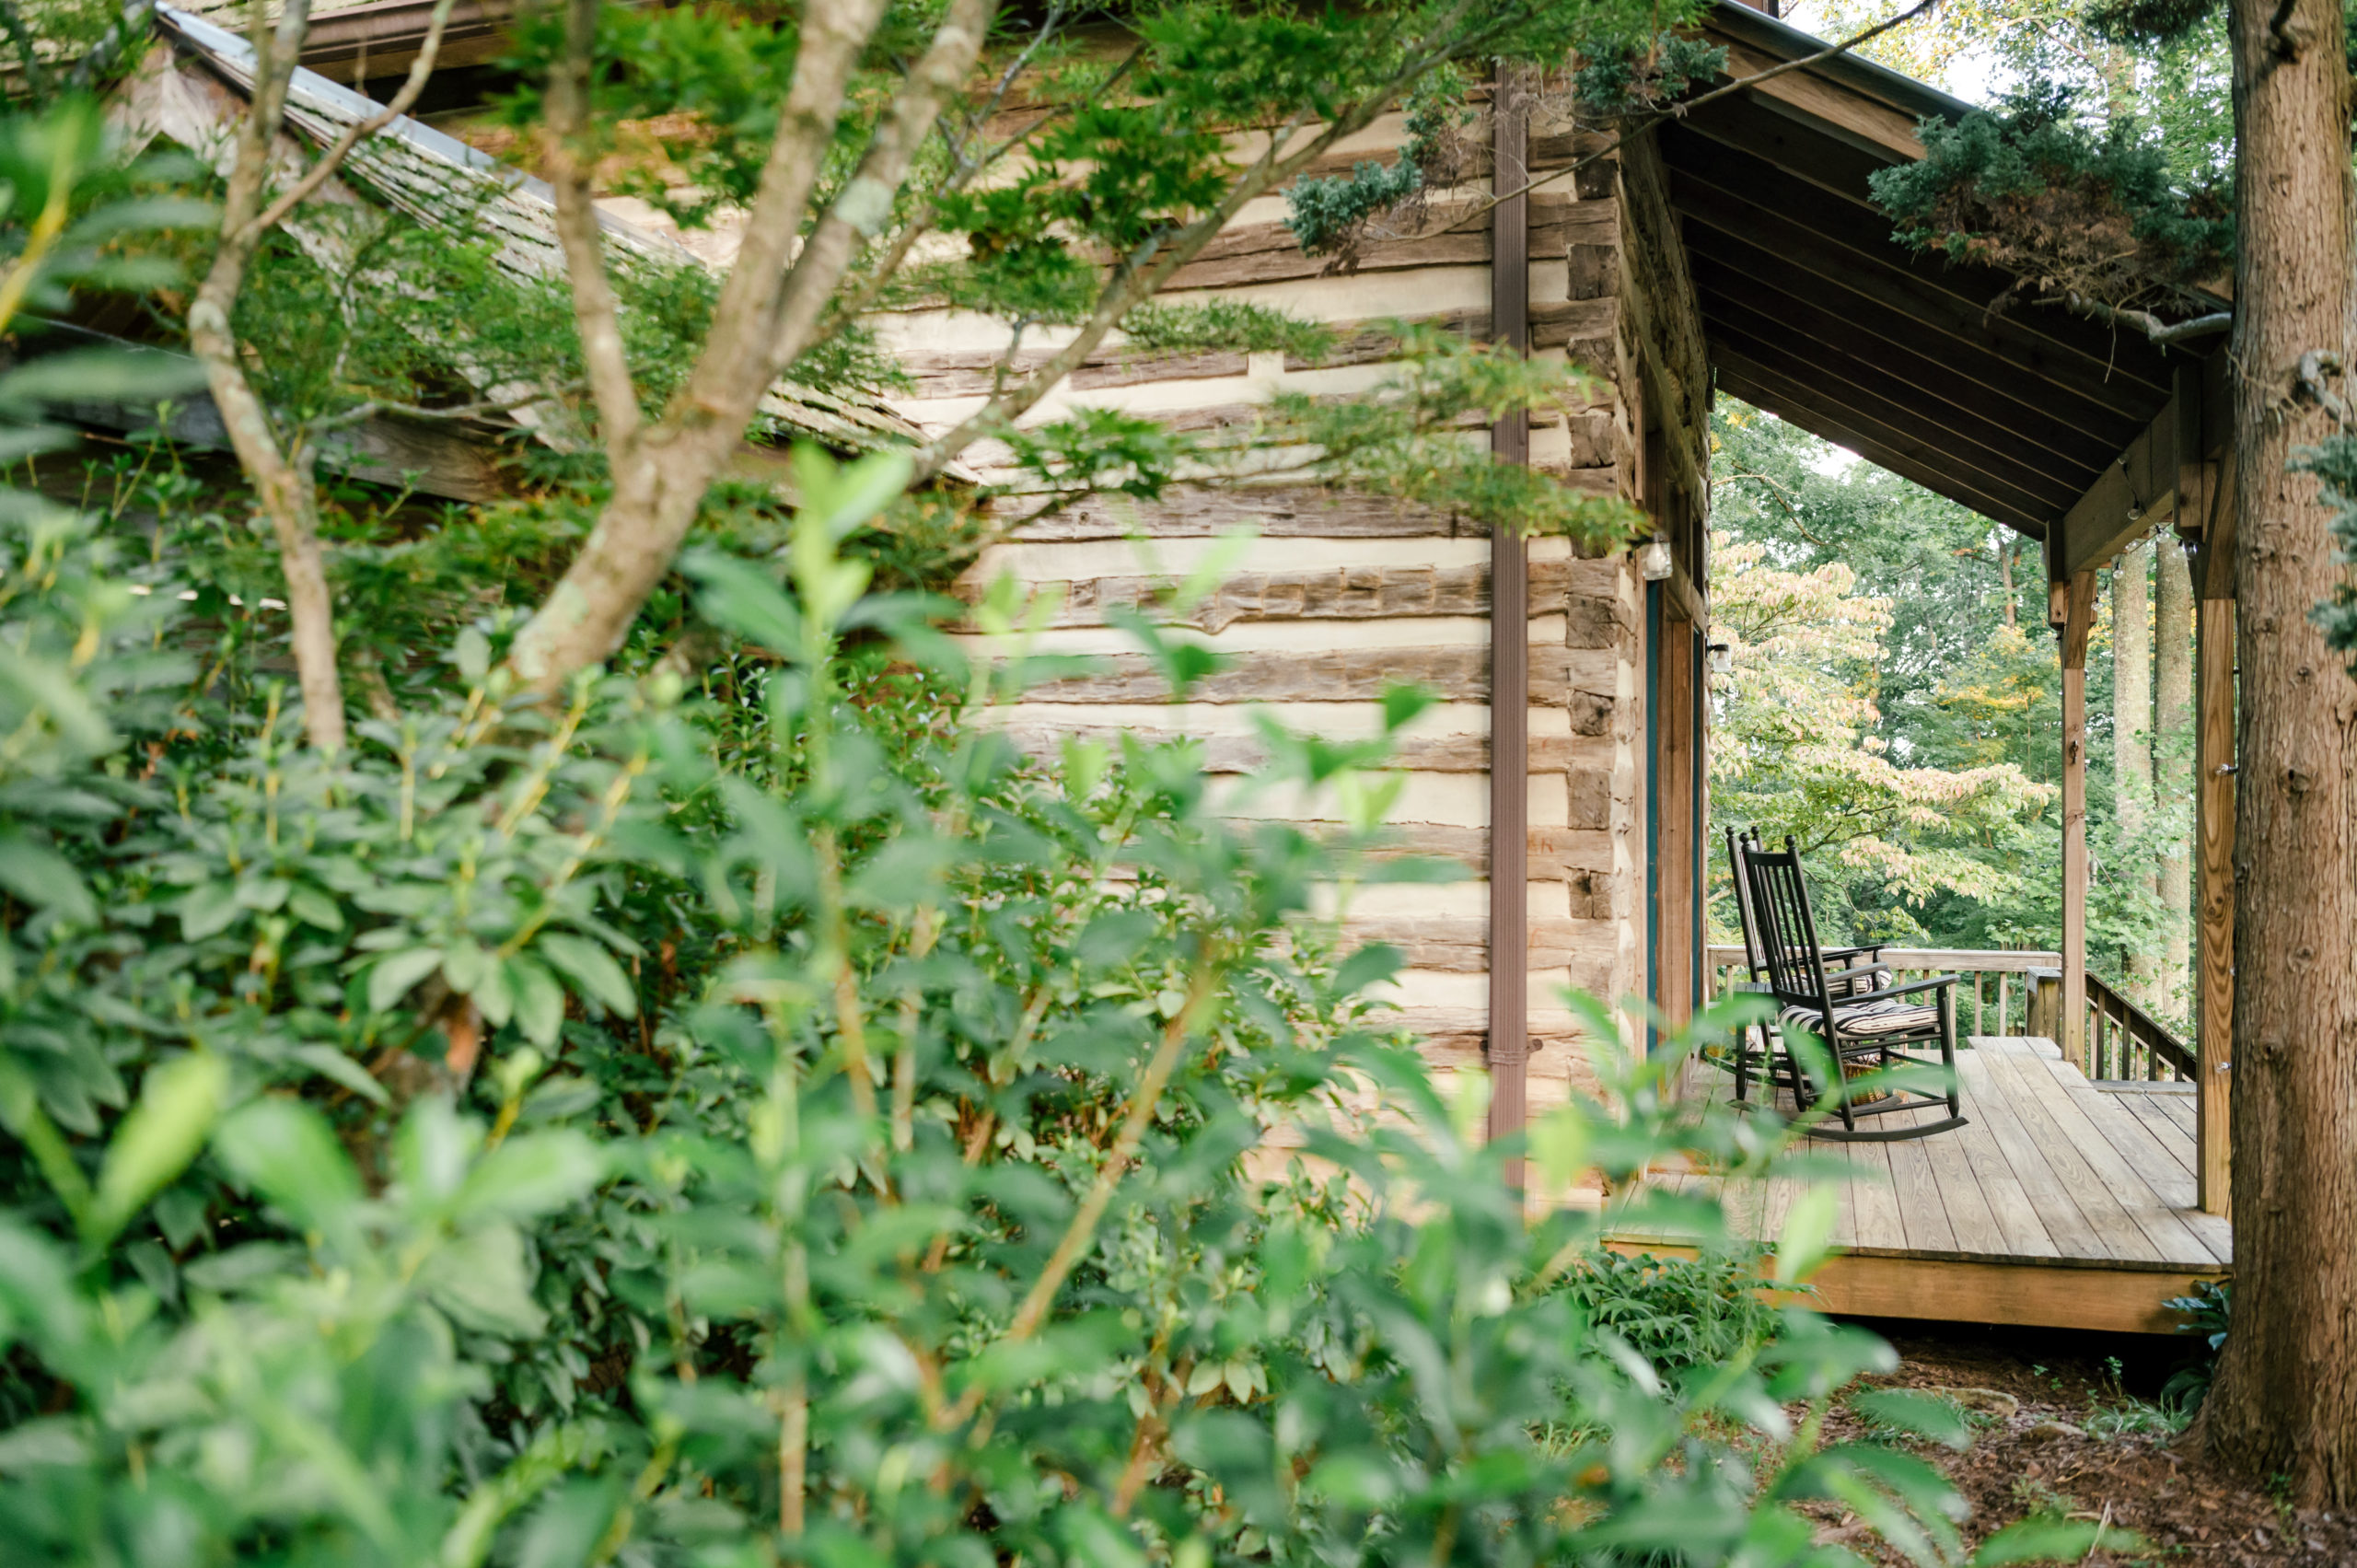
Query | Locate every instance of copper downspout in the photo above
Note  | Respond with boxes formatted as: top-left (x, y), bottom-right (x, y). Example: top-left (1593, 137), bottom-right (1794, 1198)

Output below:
top-left (1487, 67), bottom-right (1531, 1183)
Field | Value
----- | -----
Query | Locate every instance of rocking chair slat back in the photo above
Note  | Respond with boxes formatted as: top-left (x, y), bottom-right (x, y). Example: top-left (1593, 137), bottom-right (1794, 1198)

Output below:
top-left (1726, 828), bottom-right (1769, 981)
top-left (1743, 836), bottom-right (1832, 1009)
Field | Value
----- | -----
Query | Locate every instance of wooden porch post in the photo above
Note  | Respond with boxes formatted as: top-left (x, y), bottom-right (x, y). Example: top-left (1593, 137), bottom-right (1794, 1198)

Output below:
top-left (1485, 64), bottom-right (1531, 1179)
top-left (2053, 570), bottom-right (2098, 1072)
top-left (2181, 363), bottom-right (2233, 1214)
top-left (2196, 591), bottom-right (2235, 1214)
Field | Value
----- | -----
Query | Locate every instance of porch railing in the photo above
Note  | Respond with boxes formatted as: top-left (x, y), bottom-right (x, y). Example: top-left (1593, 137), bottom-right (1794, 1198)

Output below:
top-left (1706, 947), bottom-right (2061, 1037)
top-left (1706, 946), bottom-right (2197, 1084)
top-left (2078, 970), bottom-right (2196, 1083)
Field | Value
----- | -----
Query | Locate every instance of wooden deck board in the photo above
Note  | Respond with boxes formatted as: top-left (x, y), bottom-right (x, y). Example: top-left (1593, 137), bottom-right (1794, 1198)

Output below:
top-left (1615, 1036), bottom-right (2228, 1331)
top-left (2007, 1051), bottom-right (2222, 1265)
top-left (2067, 1070), bottom-right (2203, 1209)
top-left (1947, 1090), bottom-right (2061, 1258)
top-left (1847, 1140), bottom-right (1908, 1250)
top-left (1921, 1118), bottom-right (2007, 1254)
top-left (2113, 1094), bottom-right (2198, 1174)
top-left (1974, 1044), bottom-right (2175, 1263)
top-left (1950, 1048), bottom-right (2117, 1262)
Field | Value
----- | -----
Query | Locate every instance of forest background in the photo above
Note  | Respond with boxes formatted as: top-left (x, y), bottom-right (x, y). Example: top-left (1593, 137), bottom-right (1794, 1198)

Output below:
top-left (1705, 0), bottom-right (2235, 1028)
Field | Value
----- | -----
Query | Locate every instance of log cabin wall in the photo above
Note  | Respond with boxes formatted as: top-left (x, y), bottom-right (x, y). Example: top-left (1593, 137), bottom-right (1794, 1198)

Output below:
top-left (876, 104), bottom-right (1713, 1203)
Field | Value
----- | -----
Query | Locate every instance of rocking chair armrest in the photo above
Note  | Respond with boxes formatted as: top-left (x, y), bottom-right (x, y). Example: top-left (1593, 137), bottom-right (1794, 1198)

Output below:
top-left (1817, 961), bottom-right (1890, 984)
top-left (1819, 946), bottom-right (1883, 964)
top-left (1841, 973), bottom-right (1960, 1006)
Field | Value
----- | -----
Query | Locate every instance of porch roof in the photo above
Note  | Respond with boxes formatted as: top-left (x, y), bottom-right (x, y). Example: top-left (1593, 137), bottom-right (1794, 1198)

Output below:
top-left (1669, 2), bottom-right (2218, 575)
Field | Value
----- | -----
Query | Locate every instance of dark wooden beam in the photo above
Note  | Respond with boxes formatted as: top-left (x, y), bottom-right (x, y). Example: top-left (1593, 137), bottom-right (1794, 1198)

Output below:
top-left (1681, 227), bottom-right (2146, 450)
top-left (1701, 309), bottom-right (2096, 510)
top-left (1713, 349), bottom-right (2062, 528)
top-left (1689, 254), bottom-right (2128, 468)
top-left (1713, 364), bottom-right (2048, 536)
top-left (1666, 126), bottom-right (2181, 396)
top-left (1666, 144), bottom-right (2176, 416)
top-left (2051, 393), bottom-right (2185, 580)
top-left (1678, 90), bottom-right (1905, 208)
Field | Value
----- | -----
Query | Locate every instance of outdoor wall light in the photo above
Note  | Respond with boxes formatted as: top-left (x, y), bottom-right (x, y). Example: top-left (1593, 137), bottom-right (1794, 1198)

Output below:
top-left (1708, 641), bottom-right (1733, 675)
top-left (1638, 539), bottom-right (1674, 581)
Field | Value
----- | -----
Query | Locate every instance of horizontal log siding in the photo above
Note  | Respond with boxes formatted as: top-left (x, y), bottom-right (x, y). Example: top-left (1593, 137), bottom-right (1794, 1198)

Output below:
top-left (878, 111), bottom-right (1685, 1186)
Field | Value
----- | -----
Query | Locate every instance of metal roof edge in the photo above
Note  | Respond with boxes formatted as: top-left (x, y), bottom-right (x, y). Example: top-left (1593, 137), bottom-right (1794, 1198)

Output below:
top-left (1705, 1), bottom-right (1980, 130)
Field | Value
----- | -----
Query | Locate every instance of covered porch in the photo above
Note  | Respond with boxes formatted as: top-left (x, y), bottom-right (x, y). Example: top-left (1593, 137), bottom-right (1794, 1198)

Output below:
top-left (1630, 1029), bottom-right (2228, 1334)
top-left (1610, 2), bottom-right (2239, 1329)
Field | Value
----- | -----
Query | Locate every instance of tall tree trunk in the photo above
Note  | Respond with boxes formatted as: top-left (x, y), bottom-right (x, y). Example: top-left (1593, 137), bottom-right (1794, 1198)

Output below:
top-left (2154, 540), bottom-right (2194, 1015)
top-left (2112, 541), bottom-right (2157, 1005)
top-left (2202, 0), bottom-right (2357, 1506)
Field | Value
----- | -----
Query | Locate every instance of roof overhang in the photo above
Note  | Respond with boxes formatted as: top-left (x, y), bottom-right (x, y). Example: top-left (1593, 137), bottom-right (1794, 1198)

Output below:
top-left (1675, 1), bottom-right (2226, 573)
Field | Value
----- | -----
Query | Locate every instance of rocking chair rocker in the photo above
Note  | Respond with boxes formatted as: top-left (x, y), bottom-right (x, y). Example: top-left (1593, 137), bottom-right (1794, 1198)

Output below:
top-left (1733, 830), bottom-right (1968, 1142)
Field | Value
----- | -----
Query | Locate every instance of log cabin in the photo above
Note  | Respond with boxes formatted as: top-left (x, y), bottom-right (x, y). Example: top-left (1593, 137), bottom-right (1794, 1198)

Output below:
top-left (99, 0), bottom-right (2236, 1333)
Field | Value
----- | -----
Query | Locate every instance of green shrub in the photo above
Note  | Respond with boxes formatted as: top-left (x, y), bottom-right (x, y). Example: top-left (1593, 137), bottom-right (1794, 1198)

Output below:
top-left (1553, 1247), bottom-right (1793, 1375)
top-left (0, 99), bottom-right (2114, 1568)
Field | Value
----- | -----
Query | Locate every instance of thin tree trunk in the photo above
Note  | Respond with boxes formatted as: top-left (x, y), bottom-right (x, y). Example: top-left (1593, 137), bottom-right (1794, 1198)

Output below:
top-left (185, 0), bottom-right (346, 753)
top-left (184, 0), bottom-right (459, 752)
top-left (2155, 540), bottom-right (2194, 1015)
top-left (2000, 538), bottom-right (2016, 628)
top-left (2202, 0), bottom-right (2357, 1506)
top-left (2112, 541), bottom-right (2157, 1005)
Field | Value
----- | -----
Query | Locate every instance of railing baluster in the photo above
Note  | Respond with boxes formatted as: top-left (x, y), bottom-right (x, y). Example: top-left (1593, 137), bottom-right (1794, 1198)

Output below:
top-left (1998, 972), bottom-right (2010, 1036)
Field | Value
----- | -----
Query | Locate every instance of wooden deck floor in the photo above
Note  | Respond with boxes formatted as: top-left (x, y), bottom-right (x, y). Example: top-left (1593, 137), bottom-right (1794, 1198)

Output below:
top-left (1609, 1036), bottom-right (2231, 1334)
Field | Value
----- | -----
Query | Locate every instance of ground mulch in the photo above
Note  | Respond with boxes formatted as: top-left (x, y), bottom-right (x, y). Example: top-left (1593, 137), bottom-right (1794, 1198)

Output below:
top-left (1805, 1318), bottom-right (2357, 1565)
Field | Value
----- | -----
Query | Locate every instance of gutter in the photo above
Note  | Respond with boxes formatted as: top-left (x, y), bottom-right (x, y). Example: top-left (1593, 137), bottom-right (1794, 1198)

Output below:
top-left (1486, 66), bottom-right (1531, 1187)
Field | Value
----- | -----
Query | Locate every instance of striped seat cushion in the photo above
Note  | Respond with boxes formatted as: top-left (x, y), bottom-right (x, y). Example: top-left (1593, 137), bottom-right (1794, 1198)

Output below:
top-left (1781, 994), bottom-right (1941, 1040)
top-left (1825, 966), bottom-right (1893, 1000)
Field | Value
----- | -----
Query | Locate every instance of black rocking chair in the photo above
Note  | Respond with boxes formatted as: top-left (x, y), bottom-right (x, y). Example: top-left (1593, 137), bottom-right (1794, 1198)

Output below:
top-left (1736, 831), bottom-right (1968, 1142)
top-left (1722, 828), bottom-right (1890, 1107)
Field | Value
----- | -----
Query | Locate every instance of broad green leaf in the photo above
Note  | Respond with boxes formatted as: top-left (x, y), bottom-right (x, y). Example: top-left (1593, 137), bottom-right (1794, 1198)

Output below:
top-left (368, 947), bottom-right (446, 1013)
top-left (537, 934), bottom-right (635, 1017)
top-left (1850, 1388), bottom-right (1973, 1449)
top-left (418, 1222), bottom-right (546, 1336)
top-left (291, 1044), bottom-right (389, 1106)
top-left (1969, 1516), bottom-right (2143, 1565)
top-left (0, 832), bottom-right (94, 924)
top-left (512, 1478), bottom-right (623, 1568)
top-left (1773, 1183), bottom-right (1840, 1284)
top-left (507, 955), bottom-right (565, 1046)
top-left (456, 1131), bottom-right (602, 1224)
top-left (213, 1097), bottom-right (361, 1238)
top-left (285, 882), bottom-right (344, 931)
top-left (85, 1051), bottom-right (227, 1249)
top-left (176, 881), bottom-right (242, 941)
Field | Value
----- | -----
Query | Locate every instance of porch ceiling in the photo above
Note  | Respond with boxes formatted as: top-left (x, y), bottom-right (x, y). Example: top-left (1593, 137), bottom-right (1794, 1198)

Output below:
top-left (1670, 4), bottom-right (2212, 553)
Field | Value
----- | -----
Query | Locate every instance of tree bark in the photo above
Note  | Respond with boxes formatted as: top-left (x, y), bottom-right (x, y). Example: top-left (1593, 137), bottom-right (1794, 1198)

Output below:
top-left (183, 0), bottom-right (458, 752)
top-left (2113, 542), bottom-right (2158, 1005)
top-left (2202, 0), bottom-right (2357, 1506)
top-left (186, 0), bottom-right (347, 754)
top-left (502, 0), bottom-right (953, 691)
top-left (2155, 540), bottom-right (2194, 1014)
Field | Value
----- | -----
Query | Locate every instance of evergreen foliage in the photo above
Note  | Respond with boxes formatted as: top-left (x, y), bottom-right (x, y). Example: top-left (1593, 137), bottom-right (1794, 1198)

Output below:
top-left (1118, 299), bottom-right (1335, 361)
top-left (1283, 157), bottom-right (1424, 259)
top-left (1571, 32), bottom-right (1731, 115)
top-left (1868, 84), bottom-right (2232, 320)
